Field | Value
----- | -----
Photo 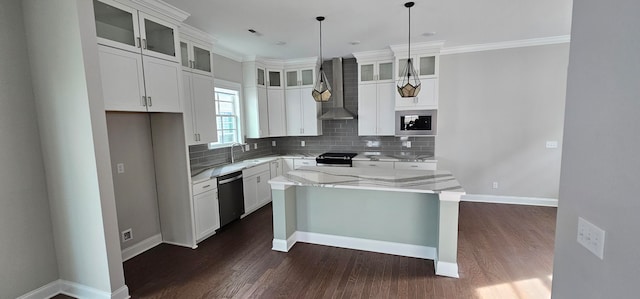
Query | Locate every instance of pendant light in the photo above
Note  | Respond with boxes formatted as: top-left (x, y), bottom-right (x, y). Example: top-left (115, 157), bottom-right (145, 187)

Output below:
top-left (397, 2), bottom-right (421, 98)
top-left (312, 16), bottom-right (332, 102)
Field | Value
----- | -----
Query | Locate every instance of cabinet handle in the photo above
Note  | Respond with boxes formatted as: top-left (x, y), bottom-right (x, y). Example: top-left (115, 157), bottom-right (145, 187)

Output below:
top-left (198, 133), bottom-right (201, 141)
top-left (147, 97), bottom-right (152, 106)
top-left (203, 185), bottom-right (210, 188)
top-left (411, 165), bottom-right (418, 168)
top-left (142, 39), bottom-right (147, 49)
top-left (136, 37), bottom-right (141, 48)
top-left (141, 96), bottom-right (147, 106)
top-left (257, 176), bottom-right (261, 183)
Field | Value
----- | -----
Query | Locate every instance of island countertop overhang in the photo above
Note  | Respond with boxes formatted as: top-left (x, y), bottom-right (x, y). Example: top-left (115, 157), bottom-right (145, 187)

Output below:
top-left (268, 166), bottom-right (465, 196)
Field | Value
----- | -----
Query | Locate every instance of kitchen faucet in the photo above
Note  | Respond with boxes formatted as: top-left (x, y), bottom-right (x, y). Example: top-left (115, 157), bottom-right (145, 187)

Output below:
top-left (230, 142), bottom-right (245, 163)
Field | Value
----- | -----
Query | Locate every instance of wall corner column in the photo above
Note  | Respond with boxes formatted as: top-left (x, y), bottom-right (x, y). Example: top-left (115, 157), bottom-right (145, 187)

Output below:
top-left (436, 191), bottom-right (463, 278)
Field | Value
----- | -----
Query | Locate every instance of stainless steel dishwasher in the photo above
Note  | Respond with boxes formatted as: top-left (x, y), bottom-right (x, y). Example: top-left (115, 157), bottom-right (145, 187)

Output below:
top-left (217, 171), bottom-right (245, 228)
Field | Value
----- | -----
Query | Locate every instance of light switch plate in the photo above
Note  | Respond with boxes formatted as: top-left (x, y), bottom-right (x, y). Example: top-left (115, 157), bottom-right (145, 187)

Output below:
top-left (577, 217), bottom-right (605, 259)
top-left (116, 163), bottom-right (125, 174)
top-left (245, 144), bottom-right (250, 151)
top-left (254, 143), bottom-right (258, 149)
top-left (272, 140), bottom-right (276, 147)
top-left (301, 141), bottom-right (305, 147)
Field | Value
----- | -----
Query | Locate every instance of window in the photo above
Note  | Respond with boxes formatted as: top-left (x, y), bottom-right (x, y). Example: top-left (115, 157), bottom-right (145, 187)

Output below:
top-left (209, 80), bottom-right (242, 149)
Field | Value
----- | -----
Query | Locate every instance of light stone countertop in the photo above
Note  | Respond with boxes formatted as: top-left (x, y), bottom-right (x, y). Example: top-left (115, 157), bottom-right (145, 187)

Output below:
top-left (269, 166), bottom-right (464, 194)
top-left (190, 153), bottom-right (321, 184)
top-left (353, 153), bottom-right (437, 162)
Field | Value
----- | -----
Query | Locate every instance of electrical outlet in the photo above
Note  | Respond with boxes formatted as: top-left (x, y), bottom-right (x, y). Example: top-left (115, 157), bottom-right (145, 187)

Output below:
top-left (301, 141), bottom-right (305, 147)
top-left (406, 141), bottom-right (412, 148)
top-left (492, 181), bottom-right (499, 189)
top-left (577, 217), bottom-right (605, 259)
top-left (546, 141), bottom-right (559, 148)
top-left (272, 140), bottom-right (276, 147)
top-left (254, 143), bottom-right (258, 149)
top-left (116, 163), bottom-right (125, 174)
top-left (245, 144), bottom-right (250, 151)
top-left (121, 229), bottom-right (133, 242)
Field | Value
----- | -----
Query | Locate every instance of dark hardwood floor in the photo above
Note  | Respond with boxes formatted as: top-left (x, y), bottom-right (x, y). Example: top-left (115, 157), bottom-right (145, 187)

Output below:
top-left (123, 202), bottom-right (556, 298)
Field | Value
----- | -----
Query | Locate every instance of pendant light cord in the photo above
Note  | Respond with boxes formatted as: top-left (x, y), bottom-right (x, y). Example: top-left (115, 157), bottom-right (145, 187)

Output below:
top-left (319, 19), bottom-right (323, 73)
top-left (408, 4), bottom-right (411, 60)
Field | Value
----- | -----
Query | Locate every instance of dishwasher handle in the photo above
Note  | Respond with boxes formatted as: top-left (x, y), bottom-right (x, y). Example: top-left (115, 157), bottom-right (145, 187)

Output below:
top-left (218, 174), bottom-right (243, 185)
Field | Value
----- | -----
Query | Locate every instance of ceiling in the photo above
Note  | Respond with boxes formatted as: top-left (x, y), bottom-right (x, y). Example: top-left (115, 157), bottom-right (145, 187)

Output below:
top-left (163, 0), bottom-right (573, 60)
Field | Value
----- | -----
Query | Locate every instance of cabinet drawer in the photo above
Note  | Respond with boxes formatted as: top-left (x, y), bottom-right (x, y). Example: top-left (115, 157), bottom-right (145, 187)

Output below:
top-left (294, 159), bottom-right (316, 169)
top-left (242, 162), bottom-right (270, 178)
top-left (193, 178), bottom-right (217, 195)
top-left (352, 161), bottom-right (395, 169)
top-left (394, 161), bottom-right (437, 171)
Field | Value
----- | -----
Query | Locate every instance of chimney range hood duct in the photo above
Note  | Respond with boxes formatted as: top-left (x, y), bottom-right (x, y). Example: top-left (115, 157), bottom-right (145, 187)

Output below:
top-left (320, 58), bottom-right (356, 120)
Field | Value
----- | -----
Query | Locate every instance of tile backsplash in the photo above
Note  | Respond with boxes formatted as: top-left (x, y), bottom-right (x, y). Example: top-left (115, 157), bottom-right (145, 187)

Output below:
top-left (188, 58), bottom-right (434, 171)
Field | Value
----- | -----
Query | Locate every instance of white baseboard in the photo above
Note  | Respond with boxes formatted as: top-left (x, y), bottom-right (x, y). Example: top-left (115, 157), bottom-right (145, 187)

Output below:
top-left (272, 232), bottom-right (297, 252)
top-left (462, 194), bottom-right (558, 207)
top-left (122, 234), bottom-right (162, 262)
top-left (435, 261), bottom-right (460, 278)
top-left (18, 279), bottom-right (131, 299)
top-left (295, 231), bottom-right (437, 260)
top-left (16, 280), bottom-right (59, 299)
top-left (162, 240), bottom-right (198, 249)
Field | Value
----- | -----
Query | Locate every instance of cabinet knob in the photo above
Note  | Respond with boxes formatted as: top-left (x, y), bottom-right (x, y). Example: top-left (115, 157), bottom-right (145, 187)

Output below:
top-left (136, 37), bottom-right (141, 48)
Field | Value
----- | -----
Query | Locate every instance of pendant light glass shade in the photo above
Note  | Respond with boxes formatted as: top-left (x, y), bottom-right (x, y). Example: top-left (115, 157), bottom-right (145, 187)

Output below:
top-left (312, 16), bottom-right (332, 102)
top-left (397, 2), bottom-right (421, 98)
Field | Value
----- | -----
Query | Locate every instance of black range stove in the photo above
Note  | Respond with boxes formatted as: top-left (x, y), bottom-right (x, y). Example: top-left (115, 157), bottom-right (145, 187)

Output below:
top-left (316, 152), bottom-right (358, 167)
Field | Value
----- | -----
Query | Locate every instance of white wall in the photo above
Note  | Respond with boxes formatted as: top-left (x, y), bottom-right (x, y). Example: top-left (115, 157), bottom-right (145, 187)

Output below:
top-left (436, 43), bottom-right (569, 199)
top-left (106, 113), bottom-right (162, 250)
top-left (22, 0), bottom-right (126, 295)
top-left (213, 53), bottom-right (243, 83)
top-left (552, 0), bottom-right (640, 298)
top-left (0, 0), bottom-right (59, 297)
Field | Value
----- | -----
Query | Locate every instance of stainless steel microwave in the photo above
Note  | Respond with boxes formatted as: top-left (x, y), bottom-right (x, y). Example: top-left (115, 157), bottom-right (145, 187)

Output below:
top-left (395, 109), bottom-right (437, 136)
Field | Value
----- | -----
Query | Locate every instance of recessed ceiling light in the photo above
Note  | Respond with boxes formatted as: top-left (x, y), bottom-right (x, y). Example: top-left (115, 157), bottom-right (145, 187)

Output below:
top-left (276, 41), bottom-right (287, 46)
top-left (422, 32), bottom-right (436, 37)
top-left (248, 29), bottom-right (262, 37)
top-left (349, 41), bottom-right (361, 45)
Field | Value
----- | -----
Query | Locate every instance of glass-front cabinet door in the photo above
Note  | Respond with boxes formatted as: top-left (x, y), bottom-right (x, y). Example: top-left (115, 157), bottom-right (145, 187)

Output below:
top-left (257, 68), bottom-right (266, 86)
top-left (418, 56), bottom-right (436, 77)
top-left (268, 70), bottom-right (282, 89)
top-left (286, 70), bottom-right (299, 88)
top-left (359, 63), bottom-right (375, 83)
top-left (94, 0), bottom-right (140, 54)
top-left (378, 61), bottom-right (394, 82)
top-left (138, 12), bottom-right (179, 62)
top-left (300, 69), bottom-right (315, 87)
top-left (192, 44), bottom-right (212, 73)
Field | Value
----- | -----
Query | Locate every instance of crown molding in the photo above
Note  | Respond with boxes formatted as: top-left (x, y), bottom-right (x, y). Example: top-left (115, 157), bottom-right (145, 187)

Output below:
top-left (441, 35), bottom-right (571, 55)
top-left (352, 49), bottom-right (394, 62)
top-left (390, 41), bottom-right (445, 57)
top-left (179, 24), bottom-right (217, 44)
top-left (284, 56), bottom-right (319, 67)
top-left (212, 46), bottom-right (244, 62)
top-left (128, 0), bottom-right (190, 22)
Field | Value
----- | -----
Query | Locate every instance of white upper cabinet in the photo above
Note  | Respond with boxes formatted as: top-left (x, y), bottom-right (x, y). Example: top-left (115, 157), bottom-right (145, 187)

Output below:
top-left (243, 60), bottom-right (286, 138)
top-left (354, 51), bottom-right (396, 136)
top-left (358, 60), bottom-right (394, 84)
top-left (183, 72), bottom-right (218, 145)
top-left (285, 68), bottom-right (315, 88)
top-left (390, 42), bottom-right (443, 111)
top-left (285, 87), bottom-right (322, 136)
top-left (99, 45), bottom-right (182, 112)
top-left (94, 0), bottom-right (179, 62)
top-left (95, 0), bottom-right (186, 113)
top-left (180, 40), bottom-right (213, 76)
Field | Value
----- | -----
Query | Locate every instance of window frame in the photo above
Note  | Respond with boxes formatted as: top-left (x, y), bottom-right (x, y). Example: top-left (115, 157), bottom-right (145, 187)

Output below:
top-left (208, 79), bottom-right (244, 150)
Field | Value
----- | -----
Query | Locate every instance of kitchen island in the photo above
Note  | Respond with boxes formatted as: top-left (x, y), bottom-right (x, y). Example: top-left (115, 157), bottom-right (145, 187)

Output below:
top-left (269, 166), bottom-right (464, 278)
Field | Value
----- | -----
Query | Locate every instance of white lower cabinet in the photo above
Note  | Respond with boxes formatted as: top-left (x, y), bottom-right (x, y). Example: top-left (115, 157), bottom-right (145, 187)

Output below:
top-left (192, 178), bottom-right (220, 242)
top-left (270, 159), bottom-right (283, 178)
top-left (294, 159), bottom-right (316, 169)
top-left (394, 161), bottom-right (437, 170)
top-left (352, 161), bottom-right (395, 169)
top-left (282, 158), bottom-right (294, 173)
top-left (353, 160), bottom-right (437, 170)
top-left (242, 163), bottom-right (272, 216)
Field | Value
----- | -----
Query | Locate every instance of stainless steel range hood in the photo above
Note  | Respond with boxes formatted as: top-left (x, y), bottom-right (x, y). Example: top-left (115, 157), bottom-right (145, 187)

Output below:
top-left (320, 58), bottom-right (356, 120)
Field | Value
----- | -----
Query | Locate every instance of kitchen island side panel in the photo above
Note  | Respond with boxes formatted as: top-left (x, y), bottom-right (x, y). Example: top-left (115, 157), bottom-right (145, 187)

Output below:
top-left (295, 187), bottom-right (439, 247)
